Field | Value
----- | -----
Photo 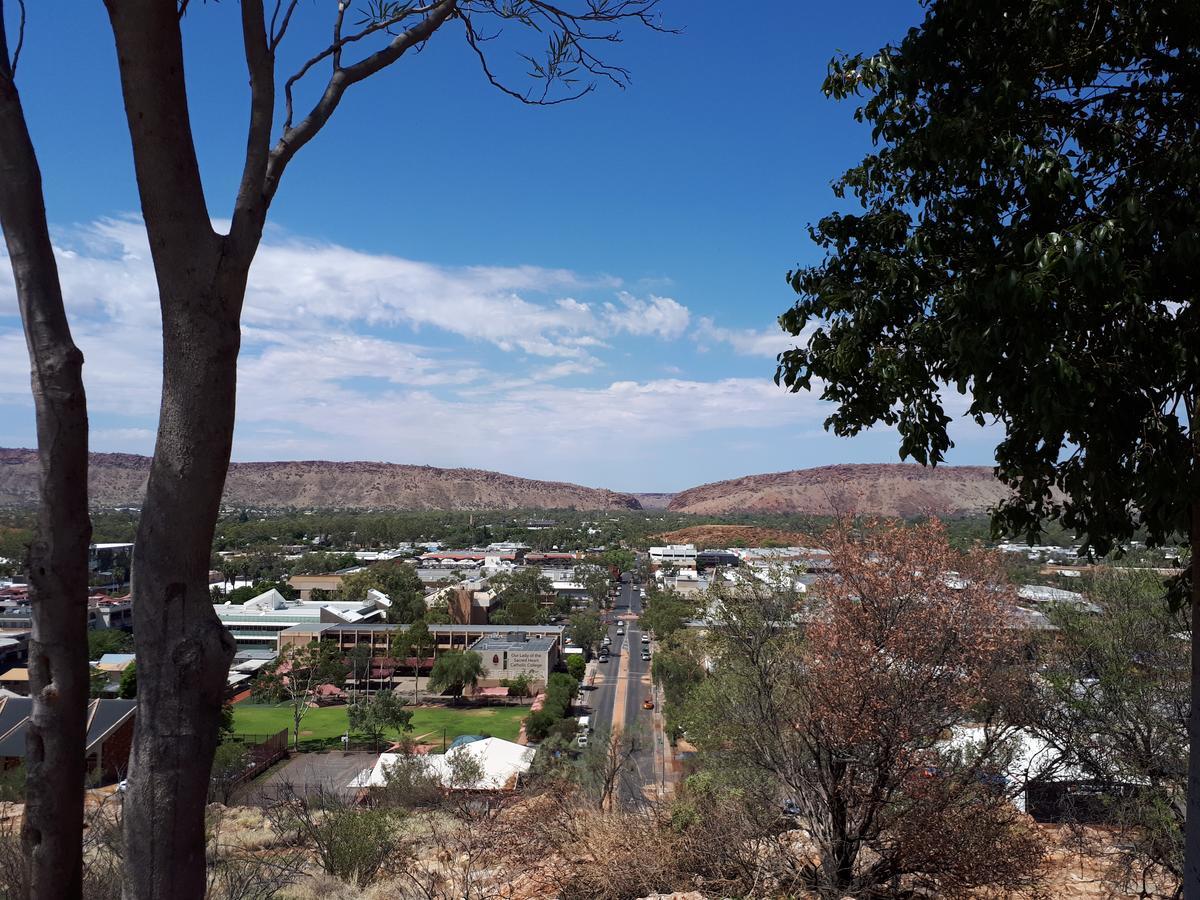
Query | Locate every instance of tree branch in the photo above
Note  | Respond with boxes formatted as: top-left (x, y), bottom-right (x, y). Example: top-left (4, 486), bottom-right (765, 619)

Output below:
top-left (461, 10), bottom-right (592, 105)
top-left (455, 0), bottom-right (673, 104)
top-left (264, 0), bottom-right (458, 203)
top-left (104, 0), bottom-right (219, 266)
top-left (230, 0), bottom-right (276, 250)
top-left (270, 0), bottom-right (300, 50)
top-left (8, 0), bottom-right (22, 75)
top-left (279, 2), bottom-right (440, 131)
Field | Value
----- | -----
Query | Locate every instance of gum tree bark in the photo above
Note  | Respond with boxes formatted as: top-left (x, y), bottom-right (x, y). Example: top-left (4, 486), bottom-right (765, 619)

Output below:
top-left (0, 4), bottom-right (91, 897)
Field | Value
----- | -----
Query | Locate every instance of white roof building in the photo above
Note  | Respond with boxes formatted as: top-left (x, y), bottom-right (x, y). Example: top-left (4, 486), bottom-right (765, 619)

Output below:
top-left (1018, 584), bottom-right (1096, 610)
top-left (649, 544), bottom-right (697, 567)
top-left (353, 737), bottom-right (535, 792)
top-left (214, 588), bottom-right (386, 648)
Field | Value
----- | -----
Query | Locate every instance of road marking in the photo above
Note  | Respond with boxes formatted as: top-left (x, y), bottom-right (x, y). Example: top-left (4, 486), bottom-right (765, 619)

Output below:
top-left (612, 633), bottom-right (633, 736)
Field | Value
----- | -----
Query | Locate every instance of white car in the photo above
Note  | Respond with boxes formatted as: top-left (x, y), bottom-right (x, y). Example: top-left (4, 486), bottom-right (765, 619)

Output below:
top-left (576, 734), bottom-right (589, 748)
top-left (641, 634), bottom-right (650, 644)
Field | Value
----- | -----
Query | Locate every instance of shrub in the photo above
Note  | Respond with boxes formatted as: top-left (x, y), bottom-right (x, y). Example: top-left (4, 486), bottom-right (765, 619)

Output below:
top-left (525, 710), bottom-right (557, 743)
top-left (565, 654), bottom-right (586, 681)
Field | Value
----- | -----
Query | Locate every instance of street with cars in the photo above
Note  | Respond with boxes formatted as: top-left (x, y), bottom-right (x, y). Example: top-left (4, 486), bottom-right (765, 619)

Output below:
top-left (575, 574), bottom-right (667, 804)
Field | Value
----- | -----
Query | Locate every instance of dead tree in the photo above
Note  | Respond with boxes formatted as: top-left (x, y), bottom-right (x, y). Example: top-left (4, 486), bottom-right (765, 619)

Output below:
top-left (0, 3), bottom-right (91, 897)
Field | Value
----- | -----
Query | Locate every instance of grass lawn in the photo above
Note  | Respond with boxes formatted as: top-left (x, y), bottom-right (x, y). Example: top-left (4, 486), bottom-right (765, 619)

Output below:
top-left (232, 702), bottom-right (528, 751)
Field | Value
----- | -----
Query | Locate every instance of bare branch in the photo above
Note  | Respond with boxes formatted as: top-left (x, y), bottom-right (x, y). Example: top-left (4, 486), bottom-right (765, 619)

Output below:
top-left (265, 0), bottom-right (458, 201)
top-left (280, 2), bottom-right (440, 130)
top-left (462, 10), bottom-right (592, 105)
top-left (455, 0), bottom-right (673, 106)
top-left (332, 0), bottom-right (347, 69)
top-left (270, 0), bottom-right (301, 50)
top-left (9, 0), bottom-right (23, 76)
top-left (229, 0), bottom-right (275, 249)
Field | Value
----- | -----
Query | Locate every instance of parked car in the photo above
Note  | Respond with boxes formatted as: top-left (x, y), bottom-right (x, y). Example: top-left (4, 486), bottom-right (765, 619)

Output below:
top-left (641, 650), bottom-right (650, 661)
top-left (642, 698), bottom-right (655, 710)
top-left (577, 734), bottom-right (588, 748)
top-left (641, 634), bottom-right (650, 644)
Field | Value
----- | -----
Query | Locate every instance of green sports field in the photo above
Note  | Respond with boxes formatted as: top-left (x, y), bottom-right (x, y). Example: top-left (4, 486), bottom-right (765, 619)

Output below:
top-left (232, 702), bottom-right (528, 750)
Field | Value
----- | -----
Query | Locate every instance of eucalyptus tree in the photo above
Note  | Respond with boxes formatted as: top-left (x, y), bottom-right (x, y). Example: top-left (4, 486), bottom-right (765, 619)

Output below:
top-left (1, 1), bottom-right (670, 897)
top-left (776, 1), bottom-right (1200, 890)
top-left (0, 7), bottom-right (91, 898)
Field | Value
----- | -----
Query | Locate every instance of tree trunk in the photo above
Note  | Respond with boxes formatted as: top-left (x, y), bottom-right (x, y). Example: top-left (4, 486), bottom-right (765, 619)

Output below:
top-left (119, 256), bottom-right (245, 899)
top-left (103, 2), bottom-right (264, 895)
top-left (0, 12), bottom-right (92, 899)
top-left (1187, 502), bottom-right (1200, 898)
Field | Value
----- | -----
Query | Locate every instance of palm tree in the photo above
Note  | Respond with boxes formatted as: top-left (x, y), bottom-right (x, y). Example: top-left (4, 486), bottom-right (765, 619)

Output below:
top-left (397, 620), bottom-right (434, 703)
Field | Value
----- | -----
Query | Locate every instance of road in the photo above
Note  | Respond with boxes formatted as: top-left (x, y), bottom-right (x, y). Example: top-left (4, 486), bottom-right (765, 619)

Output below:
top-left (583, 574), bottom-right (664, 805)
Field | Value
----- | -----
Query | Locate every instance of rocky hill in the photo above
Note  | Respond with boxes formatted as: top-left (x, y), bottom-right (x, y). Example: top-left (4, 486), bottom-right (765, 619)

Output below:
top-left (667, 464), bottom-right (1007, 518)
top-left (0, 449), bottom-right (642, 511)
top-left (653, 524), bottom-right (816, 549)
top-left (630, 492), bottom-right (676, 510)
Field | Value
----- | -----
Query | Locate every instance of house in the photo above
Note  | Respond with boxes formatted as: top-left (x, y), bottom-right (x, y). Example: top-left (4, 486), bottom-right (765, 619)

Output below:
top-left (1017, 584), bottom-right (1099, 613)
top-left (95, 653), bottom-right (135, 674)
top-left (948, 725), bottom-right (1107, 822)
top-left (0, 669), bottom-right (29, 696)
top-left (0, 598), bottom-right (129, 635)
top-left (93, 653), bottom-right (136, 694)
top-left (90, 596), bottom-right (133, 631)
top-left (657, 568), bottom-right (708, 596)
top-left (0, 697), bottom-right (136, 783)
top-left (286, 574), bottom-right (345, 600)
top-left (353, 736), bottom-right (535, 792)
top-left (0, 632), bottom-right (29, 673)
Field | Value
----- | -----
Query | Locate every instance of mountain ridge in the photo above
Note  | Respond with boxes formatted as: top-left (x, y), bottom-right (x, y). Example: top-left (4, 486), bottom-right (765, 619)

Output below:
top-left (0, 450), bottom-right (1008, 517)
top-left (0, 448), bottom-right (643, 511)
top-left (666, 463), bottom-right (1006, 518)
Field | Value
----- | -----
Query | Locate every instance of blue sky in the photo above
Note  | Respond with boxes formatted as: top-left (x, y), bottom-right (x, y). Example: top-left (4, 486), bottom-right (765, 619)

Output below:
top-left (0, 1), bottom-right (998, 492)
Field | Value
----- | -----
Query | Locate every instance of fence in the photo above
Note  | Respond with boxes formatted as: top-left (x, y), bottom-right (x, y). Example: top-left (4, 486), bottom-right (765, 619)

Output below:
top-left (233, 728), bottom-right (289, 783)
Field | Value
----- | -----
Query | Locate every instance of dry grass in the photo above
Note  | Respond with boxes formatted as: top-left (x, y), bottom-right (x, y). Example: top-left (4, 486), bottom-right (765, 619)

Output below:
top-left (0, 794), bottom-right (1167, 900)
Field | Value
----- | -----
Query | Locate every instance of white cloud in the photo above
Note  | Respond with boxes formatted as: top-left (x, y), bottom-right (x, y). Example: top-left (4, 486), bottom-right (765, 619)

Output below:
top-left (228, 375), bottom-right (828, 475)
top-left (602, 292), bottom-right (691, 339)
top-left (0, 217), bottom-right (884, 484)
top-left (694, 316), bottom-right (800, 357)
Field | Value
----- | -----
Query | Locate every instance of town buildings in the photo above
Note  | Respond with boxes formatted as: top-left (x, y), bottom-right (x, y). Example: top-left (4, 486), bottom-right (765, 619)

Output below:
top-left (214, 587), bottom-right (389, 651)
